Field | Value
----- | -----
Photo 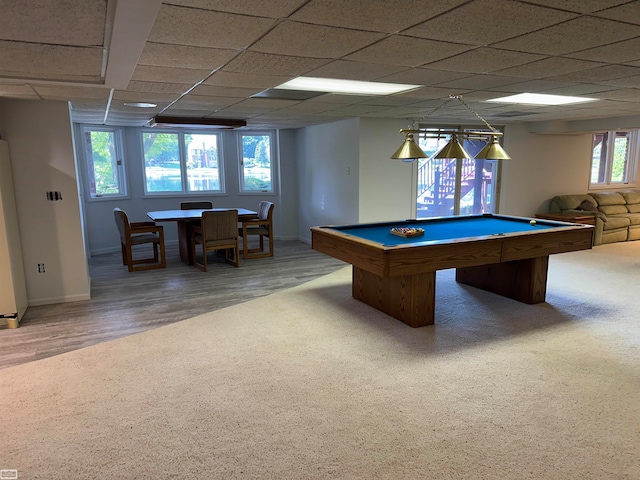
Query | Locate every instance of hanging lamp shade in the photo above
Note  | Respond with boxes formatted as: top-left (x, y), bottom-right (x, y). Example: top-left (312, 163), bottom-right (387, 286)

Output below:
top-left (474, 136), bottom-right (511, 160)
top-left (433, 134), bottom-right (471, 159)
top-left (390, 132), bottom-right (428, 161)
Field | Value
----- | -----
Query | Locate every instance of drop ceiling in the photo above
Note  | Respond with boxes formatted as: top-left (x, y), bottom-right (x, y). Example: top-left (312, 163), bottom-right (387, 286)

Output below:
top-left (2, 0), bottom-right (640, 130)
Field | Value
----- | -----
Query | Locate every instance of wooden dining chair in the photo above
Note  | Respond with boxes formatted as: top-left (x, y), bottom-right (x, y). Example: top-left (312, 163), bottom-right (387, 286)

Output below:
top-left (191, 210), bottom-right (240, 271)
top-left (238, 201), bottom-right (274, 259)
top-left (113, 208), bottom-right (166, 272)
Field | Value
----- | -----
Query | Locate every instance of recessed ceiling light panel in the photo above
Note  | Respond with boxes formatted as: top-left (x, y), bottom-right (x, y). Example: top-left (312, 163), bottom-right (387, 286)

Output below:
top-left (274, 77), bottom-right (421, 96)
top-left (124, 102), bottom-right (157, 108)
top-left (487, 93), bottom-right (598, 106)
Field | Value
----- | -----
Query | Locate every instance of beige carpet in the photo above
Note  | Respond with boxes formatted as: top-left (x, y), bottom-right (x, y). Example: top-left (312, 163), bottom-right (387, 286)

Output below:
top-left (1, 242), bottom-right (639, 479)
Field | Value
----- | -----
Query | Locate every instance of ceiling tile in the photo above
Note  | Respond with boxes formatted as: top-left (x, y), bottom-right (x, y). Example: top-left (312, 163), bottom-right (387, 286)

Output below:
top-left (378, 68), bottom-right (470, 85)
top-left (426, 48), bottom-right (546, 74)
top-left (522, 0), bottom-right (630, 14)
top-left (405, 0), bottom-right (575, 46)
top-left (126, 80), bottom-right (192, 94)
top-left (223, 51), bottom-right (330, 76)
top-left (290, 0), bottom-right (468, 33)
top-left (131, 65), bottom-right (211, 84)
top-left (250, 21), bottom-right (385, 58)
top-left (0, 83), bottom-right (39, 98)
top-left (395, 86), bottom-right (471, 100)
top-left (496, 57), bottom-right (605, 79)
top-left (0, 0), bottom-right (105, 46)
top-left (190, 84), bottom-right (259, 98)
top-left (148, 4), bottom-right (276, 49)
top-left (600, 75), bottom-right (640, 88)
top-left (32, 85), bottom-right (110, 99)
top-left (564, 37), bottom-right (640, 63)
top-left (305, 60), bottom-right (407, 81)
top-left (594, 1), bottom-right (640, 24)
top-left (345, 36), bottom-right (473, 68)
top-left (113, 91), bottom-right (180, 103)
top-left (138, 43), bottom-right (238, 70)
top-left (548, 65), bottom-right (640, 83)
top-left (434, 74), bottom-right (523, 91)
top-left (171, 95), bottom-right (243, 109)
top-left (494, 17), bottom-right (640, 55)
top-left (203, 71), bottom-right (292, 89)
top-left (163, 0), bottom-right (307, 17)
top-left (0, 40), bottom-right (102, 79)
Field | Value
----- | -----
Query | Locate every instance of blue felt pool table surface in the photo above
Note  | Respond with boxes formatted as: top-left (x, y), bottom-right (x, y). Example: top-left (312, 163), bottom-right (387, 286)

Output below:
top-left (332, 215), bottom-right (559, 247)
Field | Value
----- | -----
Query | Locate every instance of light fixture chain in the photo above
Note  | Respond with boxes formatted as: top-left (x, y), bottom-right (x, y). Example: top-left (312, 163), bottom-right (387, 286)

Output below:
top-left (450, 94), bottom-right (499, 133)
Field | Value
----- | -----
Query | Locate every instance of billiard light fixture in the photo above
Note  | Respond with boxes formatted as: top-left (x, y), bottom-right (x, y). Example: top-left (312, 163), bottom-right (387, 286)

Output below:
top-left (391, 95), bottom-right (511, 162)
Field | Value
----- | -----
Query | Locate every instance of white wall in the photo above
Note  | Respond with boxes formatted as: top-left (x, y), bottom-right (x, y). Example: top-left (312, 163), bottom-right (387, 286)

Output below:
top-left (359, 118), bottom-right (416, 222)
top-left (296, 118), bottom-right (360, 243)
top-left (277, 128), bottom-right (299, 240)
top-left (500, 123), bottom-right (594, 216)
top-left (0, 99), bottom-right (90, 306)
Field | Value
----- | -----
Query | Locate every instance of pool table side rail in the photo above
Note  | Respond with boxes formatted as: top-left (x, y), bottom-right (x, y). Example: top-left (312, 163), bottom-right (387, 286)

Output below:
top-left (311, 226), bottom-right (389, 276)
top-left (311, 223), bottom-right (594, 277)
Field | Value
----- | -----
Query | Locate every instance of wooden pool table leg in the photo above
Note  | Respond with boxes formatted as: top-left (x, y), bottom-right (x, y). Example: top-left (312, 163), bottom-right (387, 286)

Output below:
top-left (455, 256), bottom-right (549, 304)
top-left (352, 266), bottom-right (436, 327)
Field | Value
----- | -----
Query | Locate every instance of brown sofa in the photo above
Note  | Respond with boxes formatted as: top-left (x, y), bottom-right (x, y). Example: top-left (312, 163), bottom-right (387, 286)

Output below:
top-left (548, 189), bottom-right (640, 245)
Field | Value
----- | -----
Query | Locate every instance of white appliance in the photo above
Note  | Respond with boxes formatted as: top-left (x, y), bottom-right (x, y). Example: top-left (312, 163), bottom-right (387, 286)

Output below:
top-left (0, 140), bottom-right (27, 328)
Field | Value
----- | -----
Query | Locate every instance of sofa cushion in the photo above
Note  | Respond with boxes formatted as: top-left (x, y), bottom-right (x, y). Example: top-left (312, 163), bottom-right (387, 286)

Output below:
top-left (603, 215), bottom-right (631, 230)
top-left (620, 189), bottom-right (640, 205)
top-left (552, 194), bottom-right (597, 211)
top-left (576, 199), bottom-right (598, 211)
top-left (625, 213), bottom-right (640, 225)
top-left (598, 204), bottom-right (628, 215)
top-left (589, 192), bottom-right (626, 206)
top-left (627, 203), bottom-right (640, 213)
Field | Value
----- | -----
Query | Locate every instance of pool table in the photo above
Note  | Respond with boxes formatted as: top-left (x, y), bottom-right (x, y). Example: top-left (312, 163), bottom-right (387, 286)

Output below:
top-left (311, 214), bottom-right (594, 327)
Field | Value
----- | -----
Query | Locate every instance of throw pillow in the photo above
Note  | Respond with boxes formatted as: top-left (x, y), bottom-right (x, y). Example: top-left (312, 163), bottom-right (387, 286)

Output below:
top-left (577, 199), bottom-right (597, 211)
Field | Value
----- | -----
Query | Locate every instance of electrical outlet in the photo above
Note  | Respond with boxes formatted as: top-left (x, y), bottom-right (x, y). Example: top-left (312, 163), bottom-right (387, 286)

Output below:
top-left (37, 263), bottom-right (46, 273)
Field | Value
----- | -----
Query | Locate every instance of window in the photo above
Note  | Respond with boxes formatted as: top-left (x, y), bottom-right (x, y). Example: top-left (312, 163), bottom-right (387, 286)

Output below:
top-left (590, 130), bottom-right (639, 188)
top-left (239, 133), bottom-right (274, 193)
top-left (416, 127), bottom-right (501, 218)
top-left (142, 132), bottom-right (223, 194)
top-left (82, 127), bottom-right (126, 198)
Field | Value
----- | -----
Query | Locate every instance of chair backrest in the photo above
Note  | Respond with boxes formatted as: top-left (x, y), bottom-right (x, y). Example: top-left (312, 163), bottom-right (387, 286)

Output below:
top-left (201, 210), bottom-right (238, 241)
top-left (113, 208), bottom-right (129, 242)
top-left (181, 201), bottom-right (213, 210)
top-left (257, 201), bottom-right (274, 221)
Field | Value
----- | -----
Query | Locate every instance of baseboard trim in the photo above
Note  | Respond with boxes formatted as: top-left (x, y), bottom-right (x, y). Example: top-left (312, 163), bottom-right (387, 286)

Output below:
top-left (28, 293), bottom-right (92, 307)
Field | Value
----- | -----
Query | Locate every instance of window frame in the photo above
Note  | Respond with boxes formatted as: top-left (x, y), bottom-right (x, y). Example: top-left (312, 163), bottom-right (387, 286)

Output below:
top-left (80, 125), bottom-right (128, 201)
top-left (589, 130), bottom-right (639, 190)
top-left (140, 129), bottom-right (225, 196)
top-left (238, 131), bottom-right (276, 194)
top-left (415, 124), bottom-right (504, 217)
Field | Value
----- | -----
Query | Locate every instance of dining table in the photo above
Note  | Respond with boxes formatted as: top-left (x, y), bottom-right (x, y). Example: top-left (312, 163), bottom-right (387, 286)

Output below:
top-left (147, 208), bottom-right (258, 265)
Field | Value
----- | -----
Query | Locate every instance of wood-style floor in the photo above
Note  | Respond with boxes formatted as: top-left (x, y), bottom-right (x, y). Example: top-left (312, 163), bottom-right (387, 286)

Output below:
top-left (0, 240), bottom-right (346, 370)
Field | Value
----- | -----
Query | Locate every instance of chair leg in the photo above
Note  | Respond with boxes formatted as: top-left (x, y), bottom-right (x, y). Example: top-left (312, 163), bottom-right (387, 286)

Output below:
top-left (191, 238), bottom-right (206, 272)
top-left (225, 242), bottom-right (240, 267)
top-left (202, 244), bottom-right (208, 271)
top-left (158, 229), bottom-right (166, 268)
top-left (121, 243), bottom-right (127, 265)
top-left (126, 244), bottom-right (134, 272)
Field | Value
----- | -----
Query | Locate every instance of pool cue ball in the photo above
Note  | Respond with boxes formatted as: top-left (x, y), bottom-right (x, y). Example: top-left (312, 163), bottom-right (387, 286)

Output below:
top-left (530, 219), bottom-right (536, 225)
